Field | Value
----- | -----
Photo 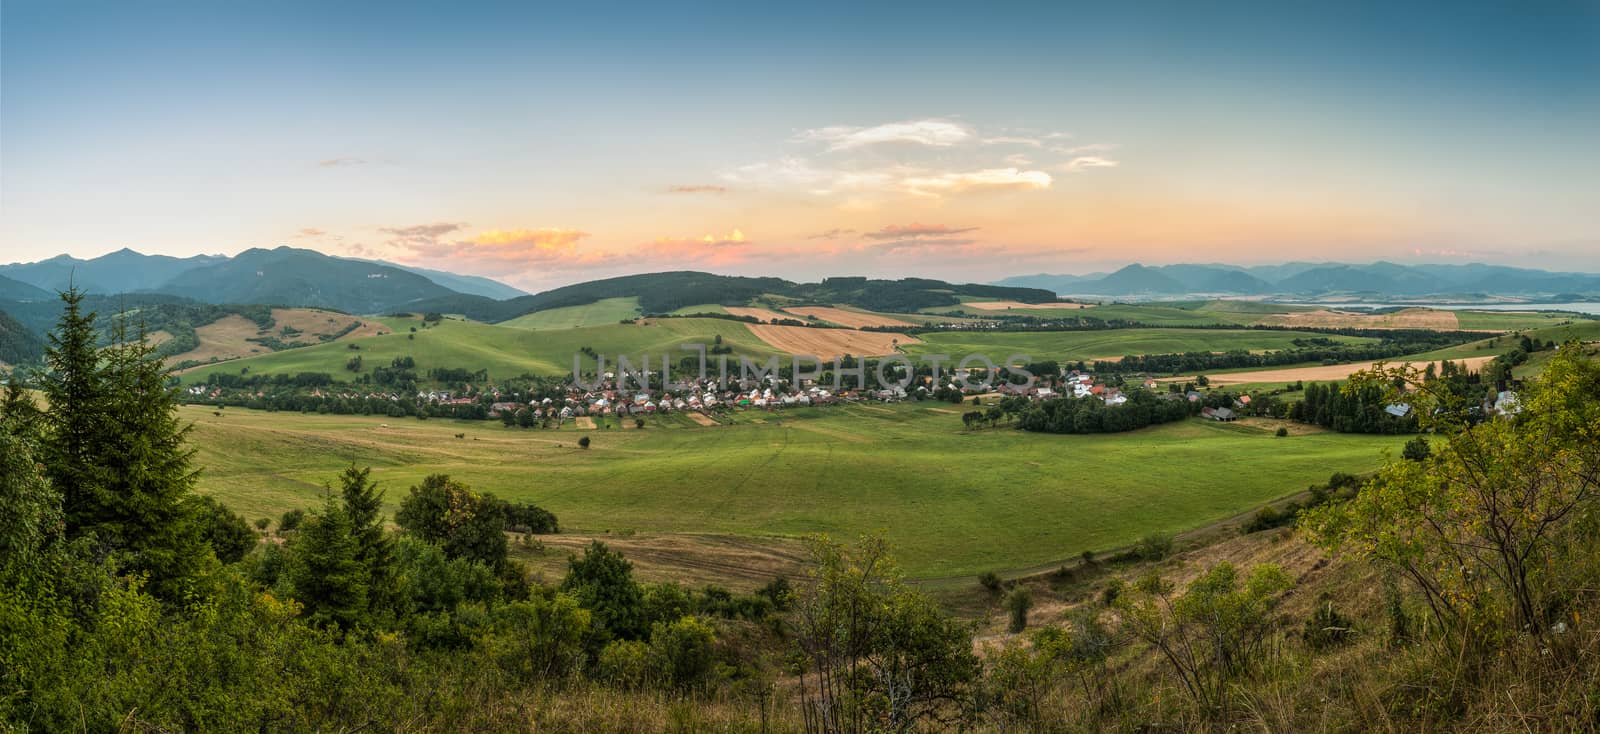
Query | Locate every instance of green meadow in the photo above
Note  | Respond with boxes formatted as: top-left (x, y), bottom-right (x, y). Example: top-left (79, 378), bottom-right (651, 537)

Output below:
top-left (498, 297), bottom-right (641, 330)
top-left (185, 402), bottom-right (1406, 578)
top-left (178, 316), bottom-right (779, 384)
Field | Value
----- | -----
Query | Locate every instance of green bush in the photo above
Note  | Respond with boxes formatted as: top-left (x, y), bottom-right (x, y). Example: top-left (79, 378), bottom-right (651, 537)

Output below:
top-left (649, 616), bottom-right (718, 693)
top-left (1135, 532), bottom-right (1174, 561)
top-left (598, 639), bottom-right (652, 689)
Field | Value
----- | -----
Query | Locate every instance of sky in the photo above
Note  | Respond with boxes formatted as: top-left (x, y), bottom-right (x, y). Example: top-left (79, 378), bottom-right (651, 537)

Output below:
top-left (2, 0), bottom-right (1597, 290)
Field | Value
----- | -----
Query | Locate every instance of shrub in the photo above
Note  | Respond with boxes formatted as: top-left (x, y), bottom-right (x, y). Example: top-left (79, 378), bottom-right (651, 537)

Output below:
top-left (1100, 579), bottom-right (1124, 607)
top-left (278, 507), bottom-right (305, 534)
top-left (649, 616), bottom-right (718, 693)
top-left (1302, 593), bottom-right (1354, 651)
top-left (1135, 532), bottom-right (1174, 561)
top-left (578, 436), bottom-right (591, 449)
top-left (978, 571), bottom-right (1003, 593)
top-left (1004, 587), bottom-right (1033, 633)
top-left (1275, 426), bottom-right (1289, 437)
top-left (598, 639), bottom-right (652, 689)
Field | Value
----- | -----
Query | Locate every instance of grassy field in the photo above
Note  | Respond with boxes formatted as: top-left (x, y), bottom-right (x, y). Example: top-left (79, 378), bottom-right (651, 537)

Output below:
top-left (1449, 309), bottom-right (1586, 331)
top-left (902, 328), bottom-right (1377, 362)
top-left (178, 317), bottom-right (778, 384)
top-left (498, 297), bottom-right (640, 330)
top-left (184, 402), bottom-right (1407, 578)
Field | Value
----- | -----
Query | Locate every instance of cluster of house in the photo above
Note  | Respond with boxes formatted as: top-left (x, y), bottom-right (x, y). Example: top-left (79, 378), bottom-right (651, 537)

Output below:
top-left (481, 379), bottom-right (862, 420)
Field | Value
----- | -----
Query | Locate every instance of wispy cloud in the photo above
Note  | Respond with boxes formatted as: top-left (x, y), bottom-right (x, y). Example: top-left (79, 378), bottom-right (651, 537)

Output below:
top-left (1064, 156), bottom-right (1118, 172)
top-left (796, 119), bottom-right (973, 150)
top-left (295, 227), bottom-right (326, 237)
top-left (808, 228), bottom-right (857, 240)
top-left (666, 184), bottom-right (729, 194)
top-left (318, 157), bottom-right (367, 167)
top-left (901, 168), bottom-right (1053, 196)
top-left (864, 223), bottom-right (979, 240)
top-left (980, 136), bottom-right (1043, 147)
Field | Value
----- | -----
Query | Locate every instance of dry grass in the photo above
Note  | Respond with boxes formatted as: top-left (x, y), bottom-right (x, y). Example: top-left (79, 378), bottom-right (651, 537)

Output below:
top-left (1160, 355), bottom-right (1496, 386)
top-left (782, 306), bottom-right (915, 328)
top-left (685, 411), bottom-right (719, 426)
top-left (1259, 307), bottom-right (1460, 330)
top-left (511, 532), bottom-right (808, 591)
top-left (169, 308), bottom-right (382, 367)
top-left (742, 323), bottom-right (919, 358)
top-left (723, 306), bottom-right (794, 324)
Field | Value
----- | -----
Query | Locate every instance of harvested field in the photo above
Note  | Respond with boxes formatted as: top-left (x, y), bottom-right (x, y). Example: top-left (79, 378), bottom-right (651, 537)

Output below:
top-left (1258, 307), bottom-right (1459, 330)
top-left (573, 416), bottom-right (597, 429)
top-left (686, 412), bottom-right (718, 426)
top-left (723, 306), bottom-right (794, 323)
top-left (964, 300), bottom-right (1092, 311)
top-left (1160, 355), bottom-right (1496, 386)
top-left (270, 308), bottom-right (387, 340)
top-left (512, 533), bottom-right (809, 591)
top-left (743, 323), bottom-right (919, 359)
top-left (783, 306), bottom-right (914, 328)
top-left (171, 308), bottom-right (382, 367)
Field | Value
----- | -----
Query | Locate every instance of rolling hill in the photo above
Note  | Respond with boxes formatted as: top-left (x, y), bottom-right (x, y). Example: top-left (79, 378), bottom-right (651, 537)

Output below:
top-left (155, 247), bottom-right (461, 313)
top-left (998, 261), bottom-right (1600, 298)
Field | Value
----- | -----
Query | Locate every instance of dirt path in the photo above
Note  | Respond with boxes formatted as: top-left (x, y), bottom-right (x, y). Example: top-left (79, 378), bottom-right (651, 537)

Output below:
top-left (783, 306), bottom-right (914, 328)
top-left (743, 323), bottom-right (919, 358)
top-left (1158, 355), bottom-right (1496, 386)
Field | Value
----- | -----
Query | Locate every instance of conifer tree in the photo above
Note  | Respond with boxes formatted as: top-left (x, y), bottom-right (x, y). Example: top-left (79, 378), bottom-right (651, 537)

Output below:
top-left (40, 288), bottom-right (111, 535)
top-left (0, 412), bottom-right (62, 583)
top-left (289, 499), bottom-right (369, 631)
top-left (40, 291), bottom-right (207, 599)
top-left (338, 465), bottom-right (397, 619)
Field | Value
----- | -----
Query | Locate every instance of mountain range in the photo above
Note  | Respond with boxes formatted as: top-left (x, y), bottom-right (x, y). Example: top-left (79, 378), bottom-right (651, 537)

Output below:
top-left (0, 247), bottom-right (528, 306)
top-left (996, 262), bottom-right (1600, 298)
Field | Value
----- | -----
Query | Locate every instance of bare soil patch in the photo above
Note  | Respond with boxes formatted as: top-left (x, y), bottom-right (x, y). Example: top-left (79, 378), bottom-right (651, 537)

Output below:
top-left (743, 323), bottom-right (919, 359)
top-left (573, 416), bottom-right (597, 429)
top-left (686, 412), bottom-right (719, 427)
top-left (1160, 355), bottom-right (1496, 386)
top-left (964, 300), bottom-right (1092, 311)
top-left (1259, 307), bottom-right (1459, 330)
top-left (783, 306), bottom-right (914, 328)
top-left (723, 306), bottom-right (794, 324)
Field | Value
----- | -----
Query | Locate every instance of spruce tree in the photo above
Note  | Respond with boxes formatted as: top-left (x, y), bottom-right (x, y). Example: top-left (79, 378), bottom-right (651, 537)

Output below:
top-left (40, 288), bottom-right (112, 536)
top-left (289, 499), bottom-right (369, 631)
top-left (338, 465), bottom-right (397, 619)
top-left (40, 293), bottom-right (207, 599)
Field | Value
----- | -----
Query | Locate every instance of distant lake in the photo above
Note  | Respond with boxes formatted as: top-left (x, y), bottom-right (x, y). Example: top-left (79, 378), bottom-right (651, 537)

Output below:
top-left (1289, 302), bottom-right (1600, 316)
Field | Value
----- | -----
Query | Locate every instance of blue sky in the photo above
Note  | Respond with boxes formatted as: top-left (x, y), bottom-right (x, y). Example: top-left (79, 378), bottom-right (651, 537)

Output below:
top-left (3, 0), bottom-right (1596, 287)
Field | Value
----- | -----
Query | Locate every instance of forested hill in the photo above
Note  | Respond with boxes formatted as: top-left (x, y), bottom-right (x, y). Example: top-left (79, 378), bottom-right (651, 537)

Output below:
top-left (408, 271), bottom-right (1061, 322)
top-left (0, 309), bottom-right (44, 366)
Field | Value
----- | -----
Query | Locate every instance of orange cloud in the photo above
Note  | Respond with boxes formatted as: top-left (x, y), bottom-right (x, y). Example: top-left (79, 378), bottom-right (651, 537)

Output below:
top-left (864, 223), bottom-right (979, 240)
top-left (642, 229), bottom-right (753, 267)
